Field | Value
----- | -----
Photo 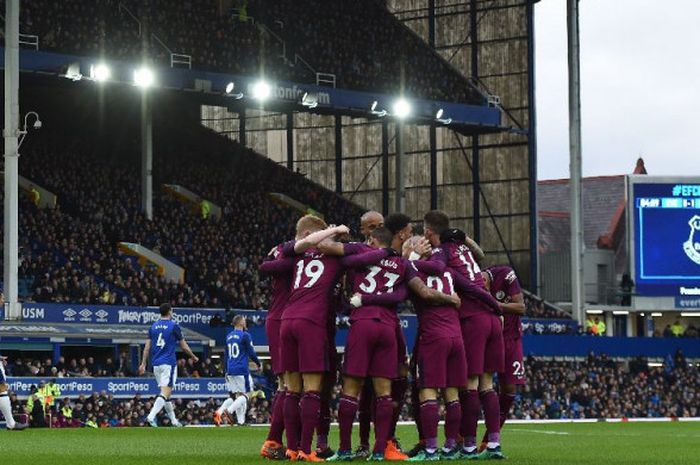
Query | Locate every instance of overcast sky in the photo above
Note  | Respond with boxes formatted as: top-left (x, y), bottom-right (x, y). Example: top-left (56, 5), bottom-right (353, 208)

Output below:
top-left (535, 0), bottom-right (700, 180)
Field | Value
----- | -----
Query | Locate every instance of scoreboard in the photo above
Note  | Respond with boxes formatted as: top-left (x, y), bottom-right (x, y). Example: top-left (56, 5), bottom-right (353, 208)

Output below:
top-left (628, 176), bottom-right (700, 302)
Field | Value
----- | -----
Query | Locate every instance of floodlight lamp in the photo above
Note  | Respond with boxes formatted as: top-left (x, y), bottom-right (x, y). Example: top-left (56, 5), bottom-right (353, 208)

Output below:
top-left (301, 92), bottom-right (318, 108)
top-left (90, 63), bottom-right (111, 82)
top-left (224, 82), bottom-right (243, 99)
top-left (392, 98), bottom-right (411, 119)
top-left (64, 62), bottom-right (83, 81)
top-left (251, 80), bottom-right (271, 101)
top-left (369, 100), bottom-right (387, 117)
top-left (434, 108), bottom-right (452, 125)
top-left (133, 67), bottom-right (155, 88)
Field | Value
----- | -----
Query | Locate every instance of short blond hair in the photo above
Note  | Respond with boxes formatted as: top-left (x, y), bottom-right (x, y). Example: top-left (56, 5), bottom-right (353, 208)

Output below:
top-left (296, 214), bottom-right (328, 237)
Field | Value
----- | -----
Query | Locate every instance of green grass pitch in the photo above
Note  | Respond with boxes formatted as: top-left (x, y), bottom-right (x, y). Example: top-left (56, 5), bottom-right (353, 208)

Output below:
top-left (2, 422), bottom-right (699, 464)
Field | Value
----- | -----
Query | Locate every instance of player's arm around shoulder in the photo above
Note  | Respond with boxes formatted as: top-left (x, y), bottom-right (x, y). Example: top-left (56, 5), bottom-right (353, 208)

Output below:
top-left (407, 276), bottom-right (460, 308)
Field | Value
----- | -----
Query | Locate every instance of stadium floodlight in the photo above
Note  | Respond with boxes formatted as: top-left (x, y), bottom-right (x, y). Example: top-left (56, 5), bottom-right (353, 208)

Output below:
top-left (90, 63), bottom-right (111, 82)
top-left (435, 108), bottom-right (452, 125)
top-left (251, 80), bottom-right (271, 101)
top-left (63, 62), bottom-right (83, 81)
top-left (392, 98), bottom-right (411, 119)
top-left (133, 67), bottom-right (155, 88)
top-left (301, 92), bottom-right (319, 109)
top-left (651, 312), bottom-right (663, 317)
top-left (585, 309), bottom-right (603, 315)
top-left (369, 100), bottom-right (387, 117)
top-left (612, 310), bottom-right (629, 315)
top-left (224, 82), bottom-right (243, 99)
top-left (18, 111), bottom-right (42, 149)
top-left (681, 312), bottom-right (700, 317)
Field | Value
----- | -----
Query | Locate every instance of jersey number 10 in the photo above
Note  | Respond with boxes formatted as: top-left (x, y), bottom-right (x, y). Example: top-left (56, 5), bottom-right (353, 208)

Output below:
top-left (228, 342), bottom-right (240, 359)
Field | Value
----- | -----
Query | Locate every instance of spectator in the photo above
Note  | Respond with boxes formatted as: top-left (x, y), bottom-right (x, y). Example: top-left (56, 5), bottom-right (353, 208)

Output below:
top-left (671, 321), bottom-right (684, 338)
top-left (663, 324), bottom-right (674, 338)
top-left (620, 273), bottom-right (634, 306)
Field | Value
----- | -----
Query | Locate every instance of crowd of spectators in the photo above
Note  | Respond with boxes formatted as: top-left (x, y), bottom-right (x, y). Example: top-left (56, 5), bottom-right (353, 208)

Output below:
top-left (13, 93), bottom-right (362, 310)
top-left (8, 351), bottom-right (698, 427)
top-left (2, 354), bottom-right (231, 379)
top-left (251, 0), bottom-right (482, 103)
top-left (10, 0), bottom-right (481, 104)
top-left (525, 293), bottom-right (573, 319)
top-left (517, 350), bottom-right (698, 419)
top-left (9, 391), bottom-right (271, 428)
top-left (657, 321), bottom-right (699, 338)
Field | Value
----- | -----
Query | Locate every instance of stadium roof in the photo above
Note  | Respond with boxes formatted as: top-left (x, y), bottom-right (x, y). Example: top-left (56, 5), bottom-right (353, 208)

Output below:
top-left (538, 158), bottom-right (647, 254)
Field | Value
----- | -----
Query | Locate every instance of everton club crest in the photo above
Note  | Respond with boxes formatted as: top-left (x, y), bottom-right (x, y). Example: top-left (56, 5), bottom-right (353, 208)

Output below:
top-left (683, 215), bottom-right (700, 265)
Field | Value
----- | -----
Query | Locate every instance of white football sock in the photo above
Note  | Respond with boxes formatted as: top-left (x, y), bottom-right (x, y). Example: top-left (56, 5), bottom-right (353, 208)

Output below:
top-left (0, 394), bottom-right (16, 429)
top-left (231, 396), bottom-right (248, 425)
top-left (217, 398), bottom-right (234, 415)
top-left (164, 401), bottom-right (178, 424)
top-left (147, 395), bottom-right (166, 421)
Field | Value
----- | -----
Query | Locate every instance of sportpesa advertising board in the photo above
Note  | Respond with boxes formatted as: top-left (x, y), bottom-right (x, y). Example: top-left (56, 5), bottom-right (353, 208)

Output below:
top-left (628, 176), bottom-right (700, 306)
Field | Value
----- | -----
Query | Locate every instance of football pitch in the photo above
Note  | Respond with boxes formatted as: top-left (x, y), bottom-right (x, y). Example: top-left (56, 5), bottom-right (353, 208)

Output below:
top-left (2, 422), bottom-right (699, 465)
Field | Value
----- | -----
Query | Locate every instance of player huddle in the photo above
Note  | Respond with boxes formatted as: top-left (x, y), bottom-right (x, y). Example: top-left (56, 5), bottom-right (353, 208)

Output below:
top-left (258, 210), bottom-right (526, 462)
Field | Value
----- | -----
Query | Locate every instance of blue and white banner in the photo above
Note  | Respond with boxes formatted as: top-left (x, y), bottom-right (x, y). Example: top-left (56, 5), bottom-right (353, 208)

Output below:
top-left (16, 302), bottom-right (421, 348)
top-left (14, 301), bottom-right (579, 346)
top-left (675, 295), bottom-right (700, 309)
top-left (20, 303), bottom-right (220, 333)
top-left (522, 318), bottom-right (578, 335)
top-left (6, 377), bottom-right (230, 400)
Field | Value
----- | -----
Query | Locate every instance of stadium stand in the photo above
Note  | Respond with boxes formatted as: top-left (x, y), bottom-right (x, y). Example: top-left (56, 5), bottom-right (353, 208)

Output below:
top-left (3, 354), bottom-right (231, 379)
top-left (9, 0), bottom-right (482, 103)
top-left (13, 89), bottom-right (569, 320)
top-left (13, 89), bottom-right (362, 309)
top-left (7, 351), bottom-right (698, 426)
top-left (249, 0), bottom-right (484, 103)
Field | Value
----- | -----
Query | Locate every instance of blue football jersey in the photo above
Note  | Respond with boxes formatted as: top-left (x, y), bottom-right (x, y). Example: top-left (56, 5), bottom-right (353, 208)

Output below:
top-left (225, 329), bottom-right (260, 376)
top-left (149, 319), bottom-right (183, 366)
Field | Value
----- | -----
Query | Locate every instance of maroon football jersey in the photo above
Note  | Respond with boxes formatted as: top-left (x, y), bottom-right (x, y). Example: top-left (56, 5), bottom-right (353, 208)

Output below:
top-left (415, 241), bottom-right (485, 318)
top-left (440, 241), bottom-right (485, 288)
top-left (266, 243), bottom-right (293, 321)
top-left (411, 265), bottom-right (461, 340)
top-left (348, 255), bottom-right (415, 325)
top-left (282, 248), bottom-right (343, 329)
top-left (488, 265), bottom-right (523, 339)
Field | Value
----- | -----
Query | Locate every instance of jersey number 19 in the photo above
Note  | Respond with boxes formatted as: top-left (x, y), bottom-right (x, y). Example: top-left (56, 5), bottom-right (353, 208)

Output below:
top-left (294, 259), bottom-right (325, 289)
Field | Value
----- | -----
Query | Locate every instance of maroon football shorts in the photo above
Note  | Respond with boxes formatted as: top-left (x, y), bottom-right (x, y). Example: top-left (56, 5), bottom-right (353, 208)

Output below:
top-left (265, 318), bottom-right (284, 376)
top-left (498, 337), bottom-right (526, 385)
top-left (416, 335), bottom-right (467, 389)
top-left (280, 318), bottom-right (330, 373)
top-left (460, 312), bottom-right (505, 376)
top-left (343, 319), bottom-right (398, 380)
